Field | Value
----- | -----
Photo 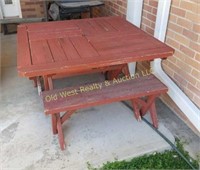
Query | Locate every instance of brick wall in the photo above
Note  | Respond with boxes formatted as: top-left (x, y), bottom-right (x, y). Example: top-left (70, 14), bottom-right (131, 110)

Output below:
top-left (95, 0), bottom-right (200, 132)
top-left (163, 0), bottom-right (200, 109)
top-left (20, 0), bottom-right (45, 18)
top-left (92, 0), bottom-right (127, 18)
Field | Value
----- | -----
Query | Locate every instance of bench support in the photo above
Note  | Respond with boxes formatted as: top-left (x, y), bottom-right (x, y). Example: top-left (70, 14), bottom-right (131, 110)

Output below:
top-left (56, 113), bottom-right (65, 150)
top-left (132, 95), bottom-right (159, 128)
top-left (52, 96), bottom-right (159, 150)
top-left (56, 111), bottom-right (75, 150)
top-left (42, 75), bottom-right (167, 150)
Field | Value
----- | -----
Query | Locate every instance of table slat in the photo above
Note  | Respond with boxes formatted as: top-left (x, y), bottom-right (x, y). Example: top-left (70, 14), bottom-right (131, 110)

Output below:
top-left (30, 40), bottom-right (54, 65)
top-left (70, 36), bottom-right (99, 58)
top-left (47, 39), bottom-right (68, 62)
top-left (17, 26), bottom-right (32, 68)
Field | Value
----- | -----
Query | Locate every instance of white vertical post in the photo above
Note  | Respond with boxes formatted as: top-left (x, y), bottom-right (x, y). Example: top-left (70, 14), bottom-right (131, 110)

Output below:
top-left (126, 0), bottom-right (144, 75)
top-left (126, 0), bottom-right (144, 28)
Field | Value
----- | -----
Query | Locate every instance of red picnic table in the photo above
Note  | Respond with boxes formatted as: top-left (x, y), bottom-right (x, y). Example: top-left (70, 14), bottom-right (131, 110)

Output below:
top-left (17, 16), bottom-right (174, 87)
top-left (17, 16), bottom-right (174, 149)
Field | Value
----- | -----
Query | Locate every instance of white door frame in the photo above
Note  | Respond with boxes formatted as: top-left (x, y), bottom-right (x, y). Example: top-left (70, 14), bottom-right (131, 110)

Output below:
top-left (0, 6), bottom-right (3, 19)
top-left (126, 0), bottom-right (144, 75)
top-left (0, 0), bottom-right (22, 18)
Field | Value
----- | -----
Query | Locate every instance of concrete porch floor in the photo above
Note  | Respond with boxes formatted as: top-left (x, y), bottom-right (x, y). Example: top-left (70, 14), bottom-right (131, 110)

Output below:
top-left (0, 34), bottom-right (199, 170)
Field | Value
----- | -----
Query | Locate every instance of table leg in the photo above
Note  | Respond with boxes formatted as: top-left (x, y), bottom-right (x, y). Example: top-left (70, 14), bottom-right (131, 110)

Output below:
top-left (106, 69), bottom-right (122, 80)
top-left (32, 77), bottom-right (37, 87)
top-left (36, 77), bottom-right (42, 96)
top-left (123, 64), bottom-right (131, 76)
top-left (51, 114), bottom-right (58, 134)
top-left (43, 76), bottom-right (49, 91)
top-left (47, 76), bottom-right (58, 134)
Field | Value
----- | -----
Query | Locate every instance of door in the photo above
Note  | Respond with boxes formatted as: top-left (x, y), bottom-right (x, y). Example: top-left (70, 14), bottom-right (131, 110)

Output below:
top-left (0, 0), bottom-right (22, 18)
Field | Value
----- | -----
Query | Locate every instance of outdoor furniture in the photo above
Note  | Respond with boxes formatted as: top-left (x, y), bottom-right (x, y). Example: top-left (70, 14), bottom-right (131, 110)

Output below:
top-left (55, 0), bottom-right (104, 19)
top-left (0, 17), bottom-right (44, 34)
top-left (42, 75), bottom-right (168, 150)
top-left (17, 16), bottom-right (174, 150)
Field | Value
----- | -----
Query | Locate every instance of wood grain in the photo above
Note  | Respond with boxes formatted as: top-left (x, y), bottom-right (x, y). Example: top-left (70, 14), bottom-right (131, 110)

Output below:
top-left (17, 16), bottom-right (174, 77)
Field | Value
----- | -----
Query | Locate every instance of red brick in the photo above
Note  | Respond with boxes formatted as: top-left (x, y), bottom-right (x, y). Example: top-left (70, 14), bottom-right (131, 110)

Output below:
top-left (144, 0), bottom-right (149, 5)
top-left (169, 14), bottom-right (177, 23)
top-left (114, 4), bottom-right (119, 10)
top-left (193, 96), bottom-right (200, 108)
top-left (176, 59), bottom-right (192, 73)
top-left (22, 8), bottom-right (36, 12)
top-left (142, 18), bottom-right (151, 27)
top-left (145, 26), bottom-right (154, 35)
top-left (149, 0), bottom-right (158, 8)
top-left (189, 41), bottom-right (200, 52)
top-left (186, 12), bottom-right (200, 23)
top-left (191, 69), bottom-right (200, 79)
top-left (180, 45), bottom-right (196, 58)
top-left (183, 29), bottom-right (199, 42)
top-left (193, 24), bottom-right (200, 33)
top-left (166, 37), bottom-right (180, 49)
top-left (177, 18), bottom-right (193, 29)
top-left (185, 57), bottom-right (200, 71)
top-left (168, 22), bottom-right (183, 33)
top-left (162, 64), bottom-right (174, 78)
top-left (180, 0), bottom-right (198, 13)
top-left (171, 7), bottom-right (186, 17)
top-left (152, 8), bottom-right (157, 15)
top-left (187, 83), bottom-right (200, 96)
top-left (143, 4), bottom-right (152, 12)
top-left (174, 73), bottom-right (188, 88)
top-left (184, 88), bottom-right (195, 100)
top-left (195, 53), bottom-right (200, 61)
top-left (117, 0), bottom-right (122, 6)
top-left (146, 13), bottom-right (156, 22)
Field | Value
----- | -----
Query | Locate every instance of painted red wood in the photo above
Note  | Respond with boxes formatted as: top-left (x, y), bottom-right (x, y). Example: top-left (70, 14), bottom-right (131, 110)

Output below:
top-left (17, 26), bottom-right (32, 67)
top-left (42, 74), bottom-right (167, 149)
top-left (42, 75), bottom-right (168, 114)
top-left (17, 16), bottom-right (174, 78)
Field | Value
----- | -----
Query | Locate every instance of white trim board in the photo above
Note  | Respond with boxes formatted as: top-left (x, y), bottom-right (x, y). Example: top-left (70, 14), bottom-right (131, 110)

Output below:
top-left (151, 0), bottom-right (200, 133)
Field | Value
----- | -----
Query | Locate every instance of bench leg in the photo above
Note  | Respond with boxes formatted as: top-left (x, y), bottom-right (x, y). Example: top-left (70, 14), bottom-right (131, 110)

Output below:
top-left (56, 113), bottom-right (65, 150)
top-left (52, 114), bottom-right (58, 134)
top-left (149, 102), bottom-right (158, 128)
top-left (132, 95), bottom-right (159, 128)
top-left (141, 95), bottom-right (158, 116)
top-left (131, 100), bottom-right (141, 121)
top-left (140, 95), bottom-right (158, 128)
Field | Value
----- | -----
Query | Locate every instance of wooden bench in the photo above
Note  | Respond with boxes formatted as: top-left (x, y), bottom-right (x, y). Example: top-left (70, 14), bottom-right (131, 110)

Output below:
top-left (42, 75), bottom-right (168, 150)
top-left (0, 17), bottom-right (44, 34)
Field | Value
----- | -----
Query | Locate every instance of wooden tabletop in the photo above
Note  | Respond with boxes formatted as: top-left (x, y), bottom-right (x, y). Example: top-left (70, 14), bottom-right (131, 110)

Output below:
top-left (17, 16), bottom-right (174, 77)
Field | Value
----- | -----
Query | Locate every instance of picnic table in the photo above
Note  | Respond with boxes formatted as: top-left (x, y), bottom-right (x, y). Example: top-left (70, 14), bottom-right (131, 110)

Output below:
top-left (17, 16), bottom-right (174, 149)
top-left (17, 16), bottom-right (173, 88)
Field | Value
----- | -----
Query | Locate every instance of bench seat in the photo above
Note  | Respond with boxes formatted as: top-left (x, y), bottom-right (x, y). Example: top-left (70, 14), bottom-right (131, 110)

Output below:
top-left (42, 74), bottom-right (168, 150)
top-left (0, 17), bottom-right (44, 34)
